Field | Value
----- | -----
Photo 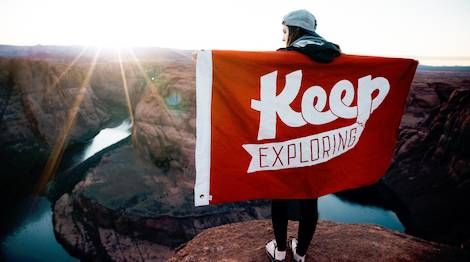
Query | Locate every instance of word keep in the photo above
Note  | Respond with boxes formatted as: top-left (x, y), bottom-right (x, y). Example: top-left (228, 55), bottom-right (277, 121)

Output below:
top-left (251, 70), bottom-right (390, 140)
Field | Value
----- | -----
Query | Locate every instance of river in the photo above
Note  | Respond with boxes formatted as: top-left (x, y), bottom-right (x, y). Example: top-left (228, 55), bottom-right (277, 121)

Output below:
top-left (0, 119), bottom-right (404, 261)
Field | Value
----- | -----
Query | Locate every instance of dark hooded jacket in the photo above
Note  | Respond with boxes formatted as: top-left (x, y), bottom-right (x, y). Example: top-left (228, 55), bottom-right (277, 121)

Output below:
top-left (278, 31), bottom-right (341, 63)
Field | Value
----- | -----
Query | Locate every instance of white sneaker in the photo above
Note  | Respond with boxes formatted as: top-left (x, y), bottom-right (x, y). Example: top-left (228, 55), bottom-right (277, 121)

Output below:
top-left (289, 238), bottom-right (306, 262)
top-left (265, 239), bottom-right (286, 261)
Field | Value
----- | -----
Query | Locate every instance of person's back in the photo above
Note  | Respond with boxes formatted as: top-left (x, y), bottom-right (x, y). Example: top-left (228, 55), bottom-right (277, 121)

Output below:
top-left (279, 33), bottom-right (341, 63)
top-left (265, 9), bottom-right (341, 262)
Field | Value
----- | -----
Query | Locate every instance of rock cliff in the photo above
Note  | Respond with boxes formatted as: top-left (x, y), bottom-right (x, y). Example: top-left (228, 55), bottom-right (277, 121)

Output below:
top-left (383, 70), bottom-right (470, 245)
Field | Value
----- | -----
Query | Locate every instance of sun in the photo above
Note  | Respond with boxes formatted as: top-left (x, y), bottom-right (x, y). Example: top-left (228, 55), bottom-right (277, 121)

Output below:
top-left (72, 1), bottom-right (140, 48)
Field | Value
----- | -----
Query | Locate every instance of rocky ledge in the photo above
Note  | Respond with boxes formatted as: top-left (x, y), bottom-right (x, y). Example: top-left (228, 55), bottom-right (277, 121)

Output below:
top-left (170, 219), bottom-right (469, 262)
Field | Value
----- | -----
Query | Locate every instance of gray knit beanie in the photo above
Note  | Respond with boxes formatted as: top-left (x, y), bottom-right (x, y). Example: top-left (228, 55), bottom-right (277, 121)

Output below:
top-left (282, 9), bottom-right (317, 32)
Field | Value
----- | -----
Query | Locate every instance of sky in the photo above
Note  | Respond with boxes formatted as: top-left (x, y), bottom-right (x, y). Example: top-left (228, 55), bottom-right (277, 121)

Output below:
top-left (1, 0), bottom-right (470, 65)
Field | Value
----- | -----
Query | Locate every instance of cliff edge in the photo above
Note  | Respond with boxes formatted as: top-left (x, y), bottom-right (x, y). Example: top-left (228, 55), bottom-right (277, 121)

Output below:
top-left (170, 219), bottom-right (469, 262)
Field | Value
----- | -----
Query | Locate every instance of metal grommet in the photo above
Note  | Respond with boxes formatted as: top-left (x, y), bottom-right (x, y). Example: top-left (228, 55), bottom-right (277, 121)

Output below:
top-left (200, 194), bottom-right (204, 199)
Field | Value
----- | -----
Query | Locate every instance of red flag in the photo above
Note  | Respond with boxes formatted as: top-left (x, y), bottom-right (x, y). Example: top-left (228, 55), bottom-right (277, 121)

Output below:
top-left (195, 50), bottom-right (417, 206)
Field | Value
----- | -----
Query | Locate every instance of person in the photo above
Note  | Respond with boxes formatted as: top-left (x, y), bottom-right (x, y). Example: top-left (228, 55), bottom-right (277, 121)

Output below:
top-left (265, 9), bottom-right (341, 262)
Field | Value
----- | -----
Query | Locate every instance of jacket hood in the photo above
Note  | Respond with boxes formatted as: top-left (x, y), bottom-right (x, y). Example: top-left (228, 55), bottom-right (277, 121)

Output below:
top-left (289, 33), bottom-right (341, 63)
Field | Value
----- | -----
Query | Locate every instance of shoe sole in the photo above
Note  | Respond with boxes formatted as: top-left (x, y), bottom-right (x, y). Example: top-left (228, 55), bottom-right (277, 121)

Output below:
top-left (265, 248), bottom-right (285, 262)
top-left (265, 249), bottom-right (274, 262)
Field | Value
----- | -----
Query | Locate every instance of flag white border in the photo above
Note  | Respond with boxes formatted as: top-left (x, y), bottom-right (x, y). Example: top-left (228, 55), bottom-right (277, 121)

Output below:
top-left (194, 50), bottom-right (213, 206)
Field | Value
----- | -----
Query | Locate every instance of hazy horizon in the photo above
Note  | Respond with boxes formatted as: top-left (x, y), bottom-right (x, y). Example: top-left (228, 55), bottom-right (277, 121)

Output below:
top-left (1, 44), bottom-right (469, 67)
top-left (1, 0), bottom-right (469, 66)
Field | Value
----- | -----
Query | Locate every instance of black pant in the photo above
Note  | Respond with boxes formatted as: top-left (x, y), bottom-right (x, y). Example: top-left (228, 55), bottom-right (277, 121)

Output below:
top-left (271, 198), bottom-right (318, 256)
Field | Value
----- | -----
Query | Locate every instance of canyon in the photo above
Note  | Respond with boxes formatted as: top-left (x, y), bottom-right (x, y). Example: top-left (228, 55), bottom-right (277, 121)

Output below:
top-left (0, 45), bottom-right (469, 260)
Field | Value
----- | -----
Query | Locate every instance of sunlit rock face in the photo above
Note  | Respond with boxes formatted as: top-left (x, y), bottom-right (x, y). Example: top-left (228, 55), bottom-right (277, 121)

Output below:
top-left (132, 58), bottom-right (197, 172)
top-left (0, 46), bottom-right (148, 194)
top-left (2, 59), bottom-right (128, 147)
top-left (384, 70), bottom-right (470, 245)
